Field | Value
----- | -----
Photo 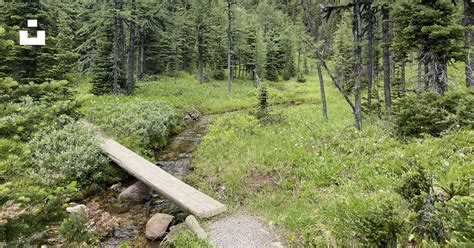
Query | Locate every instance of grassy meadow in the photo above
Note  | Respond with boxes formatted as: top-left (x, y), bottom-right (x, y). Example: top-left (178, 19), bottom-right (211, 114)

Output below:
top-left (29, 65), bottom-right (470, 247)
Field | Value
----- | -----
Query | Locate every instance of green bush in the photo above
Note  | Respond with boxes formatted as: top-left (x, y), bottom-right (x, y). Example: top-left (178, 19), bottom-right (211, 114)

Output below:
top-left (0, 78), bottom-right (80, 141)
top-left (59, 212), bottom-right (98, 245)
top-left (84, 100), bottom-right (179, 158)
top-left (353, 202), bottom-right (406, 247)
top-left (441, 195), bottom-right (474, 247)
top-left (397, 164), bottom-right (431, 211)
top-left (393, 91), bottom-right (473, 136)
top-left (28, 120), bottom-right (109, 187)
top-left (296, 72), bottom-right (306, 83)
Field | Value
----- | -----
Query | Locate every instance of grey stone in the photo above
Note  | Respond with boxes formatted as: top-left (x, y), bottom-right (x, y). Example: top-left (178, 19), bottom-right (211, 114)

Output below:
top-left (118, 181), bottom-right (152, 202)
top-left (145, 213), bottom-right (174, 241)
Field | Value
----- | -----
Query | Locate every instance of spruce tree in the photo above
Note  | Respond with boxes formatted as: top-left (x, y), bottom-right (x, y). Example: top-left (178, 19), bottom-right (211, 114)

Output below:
top-left (393, 0), bottom-right (467, 94)
top-left (91, 25), bottom-right (115, 95)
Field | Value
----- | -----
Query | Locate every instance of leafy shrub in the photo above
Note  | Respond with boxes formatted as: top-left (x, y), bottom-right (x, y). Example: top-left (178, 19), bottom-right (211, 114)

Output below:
top-left (0, 78), bottom-right (80, 141)
top-left (393, 91), bottom-right (473, 136)
top-left (28, 120), bottom-right (109, 187)
top-left (397, 165), bottom-right (448, 243)
top-left (59, 212), bottom-right (98, 245)
top-left (209, 69), bottom-right (225, 80)
top-left (352, 200), bottom-right (405, 246)
top-left (258, 84), bottom-right (268, 112)
top-left (296, 72), bottom-right (306, 83)
top-left (84, 100), bottom-right (179, 158)
top-left (0, 97), bottom-right (80, 140)
top-left (397, 164), bottom-right (431, 211)
top-left (441, 195), bottom-right (474, 247)
top-left (253, 84), bottom-right (285, 125)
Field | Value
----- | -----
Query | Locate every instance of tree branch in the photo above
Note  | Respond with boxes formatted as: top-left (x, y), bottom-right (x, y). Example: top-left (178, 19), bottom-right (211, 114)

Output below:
top-left (302, 37), bottom-right (356, 113)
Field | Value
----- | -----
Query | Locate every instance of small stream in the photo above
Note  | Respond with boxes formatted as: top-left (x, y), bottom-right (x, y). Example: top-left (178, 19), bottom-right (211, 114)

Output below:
top-left (86, 115), bottom-right (214, 247)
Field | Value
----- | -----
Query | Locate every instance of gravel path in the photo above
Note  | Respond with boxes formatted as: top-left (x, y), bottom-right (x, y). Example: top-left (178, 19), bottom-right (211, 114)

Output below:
top-left (210, 213), bottom-right (284, 248)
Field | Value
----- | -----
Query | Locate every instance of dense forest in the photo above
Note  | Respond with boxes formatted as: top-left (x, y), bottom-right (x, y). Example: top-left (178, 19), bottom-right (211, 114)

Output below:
top-left (0, 0), bottom-right (473, 247)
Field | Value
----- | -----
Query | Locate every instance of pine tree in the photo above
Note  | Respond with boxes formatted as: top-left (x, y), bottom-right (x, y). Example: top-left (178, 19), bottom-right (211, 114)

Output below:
top-left (393, 0), bottom-right (467, 95)
top-left (91, 25), bottom-right (115, 95)
top-left (265, 32), bottom-right (280, 82)
top-left (0, 0), bottom-right (59, 83)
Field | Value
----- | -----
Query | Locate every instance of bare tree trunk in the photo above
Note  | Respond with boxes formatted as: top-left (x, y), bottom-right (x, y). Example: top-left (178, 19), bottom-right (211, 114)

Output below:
top-left (382, 6), bottom-right (392, 110)
top-left (138, 29), bottom-right (144, 81)
top-left (424, 61), bottom-right (430, 91)
top-left (297, 47), bottom-right (301, 72)
top-left (367, 1), bottom-right (374, 108)
top-left (113, 0), bottom-right (125, 92)
top-left (417, 61), bottom-right (423, 93)
top-left (464, 0), bottom-right (473, 87)
top-left (237, 49), bottom-right (241, 79)
top-left (197, 10), bottom-right (205, 84)
top-left (304, 52), bottom-right (308, 74)
top-left (127, 0), bottom-right (136, 94)
top-left (401, 60), bottom-right (406, 93)
top-left (353, 0), bottom-right (363, 130)
top-left (436, 61), bottom-right (448, 95)
top-left (113, 10), bottom-right (119, 92)
top-left (226, 0), bottom-right (233, 94)
top-left (317, 62), bottom-right (328, 119)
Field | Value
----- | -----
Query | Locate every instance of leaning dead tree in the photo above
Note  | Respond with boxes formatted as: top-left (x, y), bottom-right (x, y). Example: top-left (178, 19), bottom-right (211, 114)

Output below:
top-left (317, 1), bottom-right (369, 130)
top-left (303, 37), bottom-right (355, 116)
top-left (302, 1), bottom-right (329, 120)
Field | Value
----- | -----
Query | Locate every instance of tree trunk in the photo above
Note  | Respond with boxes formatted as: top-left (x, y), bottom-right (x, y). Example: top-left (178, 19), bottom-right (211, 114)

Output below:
top-left (417, 61), bottom-right (422, 93)
top-left (237, 49), bottom-right (241, 78)
top-left (196, 10), bottom-right (205, 84)
top-left (436, 61), bottom-right (448, 95)
top-left (317, 62), bottom-right (328, 119)
top-left (401, 60), bottom-right (406, 93)
top-left (367, 1), bottom-right (374, 108)
top-left (113, 10), bottom-right (119, 92)
top-left (297, 47), bottom-right (301, 72)
top-left (227, 0), bottom-right (233, 94)
top-left (464, 0), bottom-right (473, 87)
top-left (304, 52), bottom-right (308, 74)
top-left (127, 0), bottom-right (136, 94)
top-left (113, 0), bottom-right (125, 92)
top-left (117, 0), bottom-right (126, 76)
top-left (382, 7), bottom-right (392, 110)
top-left (424, 61), bottom-right (430, 91)
top-left (138, 29), bottom-right (144, 81)
top-left (353, 0), bottom-right (362, 130)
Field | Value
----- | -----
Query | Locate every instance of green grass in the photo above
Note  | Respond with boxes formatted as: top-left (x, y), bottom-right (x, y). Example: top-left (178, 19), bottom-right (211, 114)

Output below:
top-left (76, 68), bottom-right (472, 246)
top-left (78, 72), bottom-right (319, 116)
top-left (187, 73), bottom-right (473, 246)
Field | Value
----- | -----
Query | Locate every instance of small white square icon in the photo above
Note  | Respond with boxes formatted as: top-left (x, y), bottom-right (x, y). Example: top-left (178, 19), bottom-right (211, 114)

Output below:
top-left (27, 20), bottom-right (38, 28)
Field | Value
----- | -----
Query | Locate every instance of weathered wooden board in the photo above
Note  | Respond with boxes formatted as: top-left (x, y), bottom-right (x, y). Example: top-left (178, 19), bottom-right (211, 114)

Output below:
top-left (96, 132), bottom-right (226, 218)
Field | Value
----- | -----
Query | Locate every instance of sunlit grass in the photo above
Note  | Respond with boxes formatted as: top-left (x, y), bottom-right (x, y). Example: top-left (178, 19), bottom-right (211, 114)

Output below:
top-left (188, 71), bottom-right (473, 246)
top-left (79, 72), bottom-right (320, 115)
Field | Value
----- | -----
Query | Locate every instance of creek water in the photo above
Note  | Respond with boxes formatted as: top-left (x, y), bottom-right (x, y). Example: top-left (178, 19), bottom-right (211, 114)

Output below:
top-left (86, 116), bottom-right (213, 247)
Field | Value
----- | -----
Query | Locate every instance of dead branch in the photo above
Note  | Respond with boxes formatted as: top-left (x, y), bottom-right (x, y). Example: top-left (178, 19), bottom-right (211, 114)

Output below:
top-left (302, 37), bottom-right (356, 113)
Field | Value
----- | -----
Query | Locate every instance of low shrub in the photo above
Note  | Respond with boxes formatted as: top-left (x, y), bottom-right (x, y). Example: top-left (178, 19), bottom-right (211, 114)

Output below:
top-left (0, 78), bottom-right (80, 141)
top-left (59, 212), bottom-right (98, 245)
top-left (28, 120), bottom-right (109, 187)
top-left (441, 195), bottom-right (474, 247)
top-left (84, 100), bottom-right (179, 158)
top-left (393, 91), bottom-right (473, 136)
top-left (353, 202), bottom-right (406, 247)
top-left (296, 72), bottom-right (306, 83)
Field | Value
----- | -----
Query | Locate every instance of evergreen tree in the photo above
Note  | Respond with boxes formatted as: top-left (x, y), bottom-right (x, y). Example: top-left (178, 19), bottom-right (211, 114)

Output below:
top-left (393, 0), bottom-right (467, 94)
top-left (91, 23), bottom-right (115, 95)
top-left (0, 0), bottom-right (60, 83)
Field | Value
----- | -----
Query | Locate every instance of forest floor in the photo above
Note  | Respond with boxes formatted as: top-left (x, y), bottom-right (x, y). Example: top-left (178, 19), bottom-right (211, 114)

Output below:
top-left (78, 68), bottom-right (472, 247)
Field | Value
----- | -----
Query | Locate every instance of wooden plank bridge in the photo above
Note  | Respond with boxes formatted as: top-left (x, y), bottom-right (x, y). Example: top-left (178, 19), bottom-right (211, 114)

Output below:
top-left (86, 122), bottom-right (226, 218)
